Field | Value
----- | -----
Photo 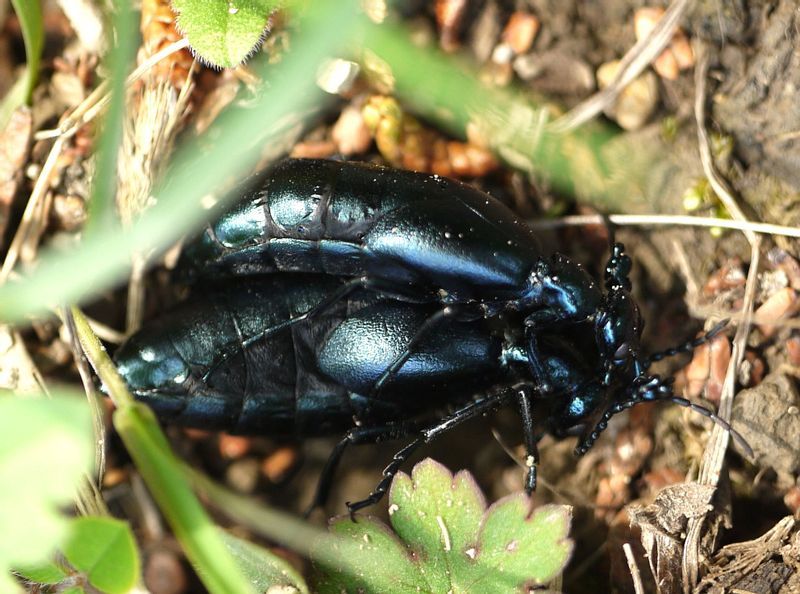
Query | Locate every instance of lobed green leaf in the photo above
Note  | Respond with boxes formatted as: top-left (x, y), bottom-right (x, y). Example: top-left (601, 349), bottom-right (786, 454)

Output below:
top-left (314, 459), bottom-right (573, 594)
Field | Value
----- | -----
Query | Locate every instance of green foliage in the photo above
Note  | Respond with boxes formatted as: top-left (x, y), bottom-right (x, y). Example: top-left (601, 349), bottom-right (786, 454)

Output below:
top-left (313, 459), bottom-right (573, 594)
top-left (222, 532), bottom-right (309, 593)
top-left (18, 517), bottom-right (140, 594)
top-left (0, 394), bottom-right (93, 593)
top-left (171, 0), bottom-right (281, 68)
top-left (86, 0), bottom-right (137, 234)
top-left (0, 1), bottom-right (43, 128)
top-left (62, 517), bottom-right (140, 594)
top-left (15, 561), bottom-right (69, 585)
top-left (113, 400), bottom-right (257, 594)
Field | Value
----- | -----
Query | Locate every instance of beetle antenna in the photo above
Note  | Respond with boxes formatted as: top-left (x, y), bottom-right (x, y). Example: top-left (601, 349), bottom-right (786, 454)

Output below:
top-left (662, 395), bottom-right (753, 458)
top-left (574, 374), bottom-right (753, 459)
top-left (643, 319), bottom-right (730, 369)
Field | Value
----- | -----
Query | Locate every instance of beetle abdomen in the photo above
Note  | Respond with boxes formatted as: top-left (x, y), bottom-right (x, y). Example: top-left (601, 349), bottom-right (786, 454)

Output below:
top-left (115, 276), bottom-right (357, 436)
top-left (115, 274), bottom-right (506, 436)
top-left (318, 300), bottom-right (503, 405)
top-left (181, 159), bottom-right (542, 301)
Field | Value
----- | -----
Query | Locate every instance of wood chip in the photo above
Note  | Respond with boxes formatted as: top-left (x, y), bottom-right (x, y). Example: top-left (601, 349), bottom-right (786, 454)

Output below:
top-left (0, 107), bottom-right (32, 243)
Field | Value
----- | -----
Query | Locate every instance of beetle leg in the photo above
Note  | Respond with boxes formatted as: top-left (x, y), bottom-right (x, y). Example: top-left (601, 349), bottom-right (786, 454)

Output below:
top-left (523, 322), bottom-right (558, 394)
top-left (304, 422), bottom-right (419, 516)
top-left (516, 385), bottom-right (539, 494)
top-left (347, 384), bottom-right (526, 515)
top-left (370, 306), bottom-right (458, 395)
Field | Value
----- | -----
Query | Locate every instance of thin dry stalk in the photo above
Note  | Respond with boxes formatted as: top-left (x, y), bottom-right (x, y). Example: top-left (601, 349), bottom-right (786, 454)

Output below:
top-left (0, 136), bottom-right (65, 283)
top-left (693, 43), bottom-right (756, 245)
top-left (548, 0), bottom-right (689, 133)
top-left (35, 38), bottom-right (191, 142)
top-left (680, 42), bottom-right (762, 591)
top-left (681, 236), bottom-right (761, 590)
top-left (624, 543), bottom-right (647, 594)
top-left (118, 73), bottom-right (193, 332)
top-left (527, 213), bottom-right (800, 239)
top-left (61, 308), bottom-right (108, 482)
top-left (0, 39), bottom-right (192, 289)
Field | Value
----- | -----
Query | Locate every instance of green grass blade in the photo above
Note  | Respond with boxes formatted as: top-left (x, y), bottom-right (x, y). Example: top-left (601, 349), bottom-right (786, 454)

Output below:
top-left (85, 0), bottom-right (137, 235)
top-left (114, 402), bottom-right (256, 594)
top-left (0, 3), bottom-right (358, 324)
top-left (1, 1), bottom-right (43, 128)
top-left (72, 307), bottom-right (255, 594)
top-left (362, 22), bottom-right (658, 212)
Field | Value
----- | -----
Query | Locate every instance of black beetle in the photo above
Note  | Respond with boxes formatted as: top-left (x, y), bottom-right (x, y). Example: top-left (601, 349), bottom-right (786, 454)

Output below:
top-left (114, 276), bottom-right (744, 513)
top-left (114, 159), bottom-right (750, 512)
top-left (179, 158), bottom-right (645, 401)
top-left (114, 274), bottom-right (618, 511)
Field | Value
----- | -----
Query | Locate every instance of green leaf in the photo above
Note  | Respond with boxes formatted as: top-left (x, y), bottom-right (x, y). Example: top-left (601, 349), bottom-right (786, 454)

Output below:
top-left (0, 394), bottom-right (93, 593)
top-left (15, 561), bottom-right (69, 585)
top-left (171, 0), bottom-right (280, 68)
top-left (471, 496), bottom-right (573, 589)
top-left (3, 0), bottom-right (43, 127)
top-left (222, 532), bottom-right (309, 594)
top-left (314, 459), bottom-right (573, 594)
top-left (62, 517), bottom-right (140, 594)
top-left (315, 516), bottom-right (427, 594)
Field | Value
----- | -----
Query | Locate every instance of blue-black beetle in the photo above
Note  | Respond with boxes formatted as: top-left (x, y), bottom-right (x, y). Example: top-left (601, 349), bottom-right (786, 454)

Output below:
top-left (115, 157), bottom-right (749, 511)
top-left (114, 274), bottom-right (744, 512)
top-left (116, 273), bottom-right (681, 512)
top-left (179, 158), bottom-right (645, 398)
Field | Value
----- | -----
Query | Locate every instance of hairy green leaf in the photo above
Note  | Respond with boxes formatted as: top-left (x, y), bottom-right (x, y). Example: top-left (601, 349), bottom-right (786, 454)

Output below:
top-left (171, 0), bottom-right (280, 68)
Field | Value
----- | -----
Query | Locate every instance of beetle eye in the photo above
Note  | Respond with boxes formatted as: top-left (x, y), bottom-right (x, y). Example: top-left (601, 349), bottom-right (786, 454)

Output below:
top-left (614, 342), bottom-right (630, 361)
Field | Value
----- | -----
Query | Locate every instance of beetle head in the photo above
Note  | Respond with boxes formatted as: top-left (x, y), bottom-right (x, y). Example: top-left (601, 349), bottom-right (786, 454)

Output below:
top-left (594, 285), bottom-right (645, 386)
top-left (525, 254), bottom-right (602, 321)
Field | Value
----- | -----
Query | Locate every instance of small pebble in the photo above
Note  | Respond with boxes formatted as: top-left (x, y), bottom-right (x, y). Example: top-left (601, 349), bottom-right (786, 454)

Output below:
top-left (332, 105), bottom-right (373, 156)
top-left (501, 11), bottom-right (540, 55)
top-left (144, 549), bottom-right (188, 594)
top-left (218, 434), bottom-right (251, 459)
top-left (755, 287), bottom-right (798, 338)
top-left (51, 194), bottom-right (87, 232)
top-left (261, 445), bottom-right (300, 483)
top-left (634, 7), bottom-right (695, 80)
top-left (316, 58), bottom-right (360, 95)
top-left (597, 60), bottom-right (659, 130)
top-left (435, 0), bottom-right (468, 52)
top-left (226, 458), bottom-right (261, 494)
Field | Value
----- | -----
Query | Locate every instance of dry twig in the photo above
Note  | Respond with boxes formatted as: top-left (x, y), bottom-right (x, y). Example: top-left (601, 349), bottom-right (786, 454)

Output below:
top-left (548, 0), bottom-right (689, 133)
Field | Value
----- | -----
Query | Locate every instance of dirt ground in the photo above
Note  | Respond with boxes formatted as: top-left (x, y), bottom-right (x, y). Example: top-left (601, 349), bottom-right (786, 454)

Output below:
top-left (3, 1), bottom-right (800, 593)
